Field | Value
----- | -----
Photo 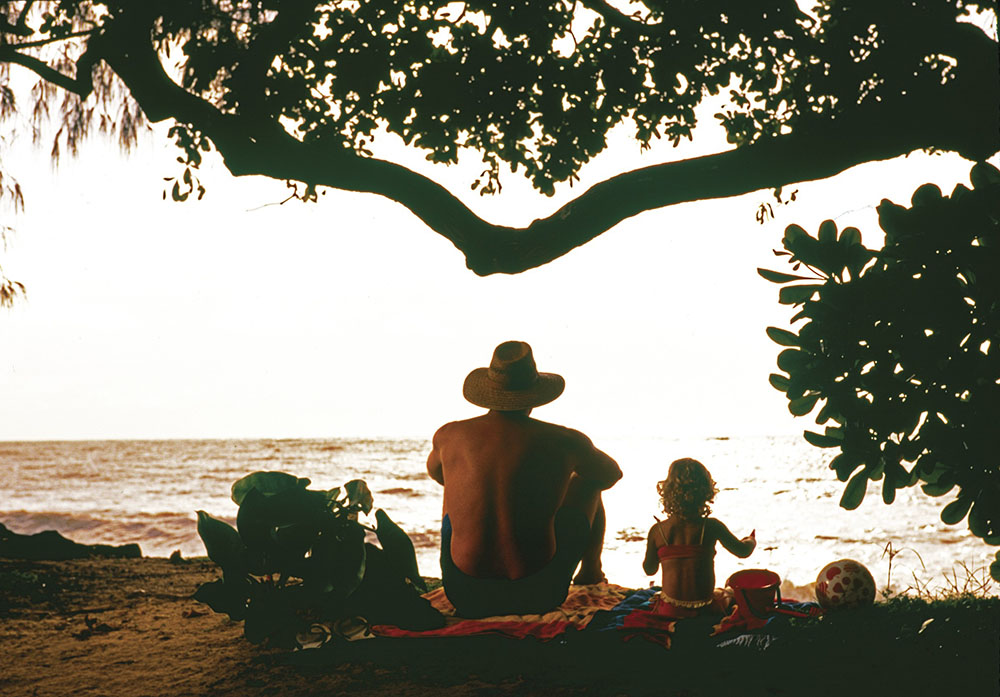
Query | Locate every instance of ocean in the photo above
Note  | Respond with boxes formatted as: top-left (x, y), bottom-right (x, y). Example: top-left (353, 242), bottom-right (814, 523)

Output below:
top-left (0, 435), bottom-right (992, 594)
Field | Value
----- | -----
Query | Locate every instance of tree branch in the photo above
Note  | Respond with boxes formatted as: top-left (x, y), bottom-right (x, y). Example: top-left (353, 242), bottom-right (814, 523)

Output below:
top-left (16, 0), bottom-right (37, 33)
top-left (575, 0), bottom-right (651, 36)
top-left (7, 29), bottom-right (96, 50)
top-left (0, 47), bottom-right (94, 97)
top-left (96, 2), bottom-right (1000, 276)
top-left (227, 1), bottom-right (315, 113)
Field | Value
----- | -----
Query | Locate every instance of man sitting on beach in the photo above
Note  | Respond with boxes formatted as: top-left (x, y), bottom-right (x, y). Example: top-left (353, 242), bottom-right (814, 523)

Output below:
top-left (427, 341), bottom-right (622, 617)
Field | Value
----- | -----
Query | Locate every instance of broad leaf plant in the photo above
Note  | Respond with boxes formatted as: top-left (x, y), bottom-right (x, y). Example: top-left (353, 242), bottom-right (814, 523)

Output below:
top-left (194, 470), bottom-right (442, 649)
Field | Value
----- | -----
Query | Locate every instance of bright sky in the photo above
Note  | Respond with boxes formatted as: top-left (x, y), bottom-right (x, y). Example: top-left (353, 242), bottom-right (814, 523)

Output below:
top-left (0, 97), bottom-right (995, 441)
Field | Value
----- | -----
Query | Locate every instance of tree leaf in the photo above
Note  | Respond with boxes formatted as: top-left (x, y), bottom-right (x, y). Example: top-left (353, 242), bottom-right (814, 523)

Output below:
top-left (840, 470), bottom-right (868, 510)
top-left (778, 285), bottom-right (820, 305)
top-left (818, 219), bottom-right (837, 243)
top-left (970, 161), bottom-right (1000, 189)
top-left (921, 481), bottom-right (955, 497)
top-left (940, 496), bottom-right (973, 525)
top-left (235, 488), bottom-right (273, 556)
top-left (344, 479), bottom-right (374, 515)
top-left (375, 509), bottom-right (426, 592)
top-left (881, 478), bottom-right (896, 504)
top-left (804, 430), bottom-right (841, 447)
top-left (765, 327), bottom-right (800, 346)
top-left (196, 511), bottom-right (247, 575)
top-left (882, 465), bottom-right (902, 505)
top-left (193, 578), bottom-right (249, 621)
top-left (789, 394), bottom-right (819, 416)
top-left (814, 402), bottom-right (838, 425)
top-left (910, 183), bottom-right (942, 207)
top-left (968, 501), bottom-right (989, 538)
top-left (830, 454), bottom-right (862, 482)
top-left (777, 349), bottom-right (808, 372)
top-left (768, 373), bottom-right (790, 391)
top-left (757, 268), bottom-right (811, 284)
top-left (783, 224), bottom-right (809, 246)
top-left (231, 471), bottom-right (310, 505)
top-left (839, 227), bottom-right (861, 246)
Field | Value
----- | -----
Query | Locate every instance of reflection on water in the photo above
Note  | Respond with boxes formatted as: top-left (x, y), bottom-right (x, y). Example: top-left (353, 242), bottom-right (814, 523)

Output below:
top-left (0, 435), bottom-right (992, 593)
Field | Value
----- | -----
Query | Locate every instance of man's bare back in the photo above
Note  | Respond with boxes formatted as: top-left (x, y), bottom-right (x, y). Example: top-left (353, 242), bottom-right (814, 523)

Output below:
top-left (426, 341), bottom-right (621, 617)
top-left (427, 410), bottom-right (621, 580)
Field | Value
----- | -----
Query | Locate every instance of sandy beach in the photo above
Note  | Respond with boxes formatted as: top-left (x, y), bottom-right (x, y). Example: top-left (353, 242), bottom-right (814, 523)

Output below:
top-left (2, 555), bottom-right (998, 697)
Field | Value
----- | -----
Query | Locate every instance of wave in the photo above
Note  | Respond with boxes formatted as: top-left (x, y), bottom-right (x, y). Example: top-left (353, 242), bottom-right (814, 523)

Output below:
top-left (0, 509), bottom-right (233, 559)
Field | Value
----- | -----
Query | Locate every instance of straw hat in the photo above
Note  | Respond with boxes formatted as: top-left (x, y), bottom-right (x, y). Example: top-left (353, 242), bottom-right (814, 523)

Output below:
top-left (463, 341), bottom-right (565, 411)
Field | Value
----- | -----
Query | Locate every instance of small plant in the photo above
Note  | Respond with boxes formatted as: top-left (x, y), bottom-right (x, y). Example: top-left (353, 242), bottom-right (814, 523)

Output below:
top-left (194, 471), bottom-right (443, 649)
top-left (938, 560), bottom-right (994, 599)
top-left (877, 539), bottom-right (995, 601)
top-left (879, 541), bottom-right (925, 600)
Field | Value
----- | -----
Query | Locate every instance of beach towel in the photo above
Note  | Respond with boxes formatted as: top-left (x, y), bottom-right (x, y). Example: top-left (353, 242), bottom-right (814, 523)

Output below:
top-left (586, 588), bottom-right (822, 649)
top-left (372, 583), bottom-right (632, 640)
top-left (585, 588), bottom-right (678, 648)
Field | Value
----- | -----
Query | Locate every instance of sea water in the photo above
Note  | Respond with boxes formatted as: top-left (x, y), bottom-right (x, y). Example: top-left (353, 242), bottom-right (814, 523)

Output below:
top-left (0, 436), bottom-right (992, 593)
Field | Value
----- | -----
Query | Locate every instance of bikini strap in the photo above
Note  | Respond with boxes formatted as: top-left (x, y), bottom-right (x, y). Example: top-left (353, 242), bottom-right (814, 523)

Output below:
top-left (699, 521), bottom-right (706, 545)
top-left (655, 519), bottom-right (668, 548)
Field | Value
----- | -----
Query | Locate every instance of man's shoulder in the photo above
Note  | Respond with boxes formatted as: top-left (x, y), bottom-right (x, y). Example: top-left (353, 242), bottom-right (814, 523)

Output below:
top-left (436, 413), bottom-right (492, 429)
top-left (526, 418), bottom-right (594, 447)
top-left (432, 414), bottom-right (496, 442)
top-left (433, 417), bottom-right (473, 439)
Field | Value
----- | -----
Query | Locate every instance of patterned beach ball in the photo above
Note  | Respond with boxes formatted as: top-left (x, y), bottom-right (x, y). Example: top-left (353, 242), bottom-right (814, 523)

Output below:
top-left (815, 559), bottom-right (876, 610)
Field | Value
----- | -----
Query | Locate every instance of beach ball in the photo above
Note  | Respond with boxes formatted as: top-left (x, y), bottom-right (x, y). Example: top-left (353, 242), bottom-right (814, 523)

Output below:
top-left (815, 559), bottom-right (876, 609)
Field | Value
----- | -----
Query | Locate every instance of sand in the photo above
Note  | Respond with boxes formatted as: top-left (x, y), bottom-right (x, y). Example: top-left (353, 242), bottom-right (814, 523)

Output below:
top-left (2, 556), bottom-right (998, 697)
top-left (0, 557), bottom-right (603, 697)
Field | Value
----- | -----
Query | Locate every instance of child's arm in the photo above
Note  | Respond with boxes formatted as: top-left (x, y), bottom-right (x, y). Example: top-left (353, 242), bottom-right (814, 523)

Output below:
top-left (642, 525), bottom-right (660, 576)
top-left (711, 519), bottom-right (756, 558)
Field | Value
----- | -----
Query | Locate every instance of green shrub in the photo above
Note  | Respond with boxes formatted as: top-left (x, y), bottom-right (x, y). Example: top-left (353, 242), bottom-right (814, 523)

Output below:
top-left (194, 471), bottom-right (443, 648)
top-left (760, 162), bottom-right (1000, 580)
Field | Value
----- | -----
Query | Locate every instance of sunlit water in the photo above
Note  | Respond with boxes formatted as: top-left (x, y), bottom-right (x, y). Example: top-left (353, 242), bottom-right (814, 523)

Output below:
top-left (0, 436), bottom-right (992, 594)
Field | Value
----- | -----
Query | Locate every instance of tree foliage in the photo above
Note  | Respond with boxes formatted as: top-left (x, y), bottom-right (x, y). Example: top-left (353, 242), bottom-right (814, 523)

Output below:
top-left (0, 0), bottom-right (997, 274)
top-left (760, 162), bottom-right (1000, 579)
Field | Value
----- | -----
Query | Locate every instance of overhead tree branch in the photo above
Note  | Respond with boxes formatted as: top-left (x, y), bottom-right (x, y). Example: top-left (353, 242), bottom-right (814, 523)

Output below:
top-left (15, 0), bottom-right (37, 33)
top-left (6, 29), bottom-right (96, 50)
top-left (0, 46), bottom-right (95, 97)
top-left (70, 2), bottom-right (1000, 275)
top-left (574, 0), bottom-right (651, 36)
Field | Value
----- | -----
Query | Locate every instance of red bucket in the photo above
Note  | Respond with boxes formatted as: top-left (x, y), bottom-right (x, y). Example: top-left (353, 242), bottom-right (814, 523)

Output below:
top-left (726, 569), bottom-right (782, 621)
top-left (726, 569), bottom-right (819, 621)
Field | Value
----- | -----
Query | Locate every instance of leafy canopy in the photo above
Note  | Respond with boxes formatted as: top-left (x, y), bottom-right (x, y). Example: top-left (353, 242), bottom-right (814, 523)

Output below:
top-left (0, 1), bottom-right (997, 274)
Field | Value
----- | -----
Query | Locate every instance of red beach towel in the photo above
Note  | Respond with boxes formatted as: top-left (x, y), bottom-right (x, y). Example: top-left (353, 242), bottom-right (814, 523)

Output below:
top-left (372, 583), bottom-right (632, 640)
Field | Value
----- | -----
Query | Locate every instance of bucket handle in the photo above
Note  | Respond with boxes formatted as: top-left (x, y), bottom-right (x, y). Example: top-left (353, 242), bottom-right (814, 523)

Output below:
top-left (734, 584), bottom-right (782, 620)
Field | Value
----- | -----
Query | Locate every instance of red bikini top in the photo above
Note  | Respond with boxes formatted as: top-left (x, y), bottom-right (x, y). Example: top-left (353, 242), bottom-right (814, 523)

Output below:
top-left (655, 520), bottom-right (715, 561)
top-left (657, 543), bottom-right (715, 561)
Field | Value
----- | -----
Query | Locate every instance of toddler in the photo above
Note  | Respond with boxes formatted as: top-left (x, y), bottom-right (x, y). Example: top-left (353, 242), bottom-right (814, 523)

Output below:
top-left (642, 458), bottom-right (756, 618)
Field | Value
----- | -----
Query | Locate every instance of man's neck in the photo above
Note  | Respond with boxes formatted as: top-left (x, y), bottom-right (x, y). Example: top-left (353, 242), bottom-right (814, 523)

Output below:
top-left (488, 408), bottom-right (533, 418)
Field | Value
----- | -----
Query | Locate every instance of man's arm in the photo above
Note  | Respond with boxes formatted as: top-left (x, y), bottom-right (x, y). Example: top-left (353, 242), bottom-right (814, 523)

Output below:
top-left (426, 428), bottom-right (445, 485)
top-left (570, 432), bottom-right (622, 490)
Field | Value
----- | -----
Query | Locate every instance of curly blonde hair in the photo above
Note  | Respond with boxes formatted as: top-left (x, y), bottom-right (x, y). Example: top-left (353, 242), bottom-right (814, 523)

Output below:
top-left (657, 458), bottom-right (718, 519)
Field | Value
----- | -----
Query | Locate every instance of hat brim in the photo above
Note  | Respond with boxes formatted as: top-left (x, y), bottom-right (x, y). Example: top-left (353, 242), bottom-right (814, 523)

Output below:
top-left (462, 369), bottom-right (565, 411)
